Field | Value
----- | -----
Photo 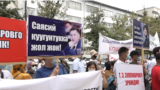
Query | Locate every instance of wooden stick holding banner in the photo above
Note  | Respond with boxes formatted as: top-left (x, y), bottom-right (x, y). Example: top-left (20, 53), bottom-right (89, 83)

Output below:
top-left (141, 49), bottom-right (144, 64)
top-left (56, 58), bottom-right (59, 67)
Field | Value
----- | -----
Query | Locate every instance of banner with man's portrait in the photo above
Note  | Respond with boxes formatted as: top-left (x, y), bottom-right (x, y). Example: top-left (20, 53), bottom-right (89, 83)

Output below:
top-left (28, 15), bottom-right (81, 57)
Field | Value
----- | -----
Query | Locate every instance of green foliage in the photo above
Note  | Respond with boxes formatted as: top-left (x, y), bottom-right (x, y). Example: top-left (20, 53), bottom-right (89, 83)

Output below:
top-left (0, 1), bottom-right (23, 20)
top-left (140, 10), bottom-right (160, 39)
top-left (110, 12), bottom-right (138, 40)
top-left (84, 8), bottom-right (111, 51)
top-left (37, 0), bottom-right (68, 20)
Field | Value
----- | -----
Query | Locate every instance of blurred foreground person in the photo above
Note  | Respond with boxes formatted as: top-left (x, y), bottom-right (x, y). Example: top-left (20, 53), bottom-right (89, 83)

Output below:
top-left (27, 61), bottom-right (36, 78)
top-left (11, 64), bottom-right (32, 80)
top-left (0, 65), bottom-right (13, 79)
top-left (35, 58), bottom-right (67, 78)
top-left (86, 61), bottom-right (108, 89)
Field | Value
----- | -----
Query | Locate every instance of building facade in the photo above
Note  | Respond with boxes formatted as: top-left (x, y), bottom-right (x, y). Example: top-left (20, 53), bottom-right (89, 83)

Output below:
top-left (11, 0), bottom-right (143, 59)
top-left (137, 7), bottom-right (160, 18)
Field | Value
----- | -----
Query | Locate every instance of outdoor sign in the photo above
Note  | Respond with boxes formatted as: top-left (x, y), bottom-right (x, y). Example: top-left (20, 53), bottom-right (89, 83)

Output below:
top-left (0, 17), bottom-right (27, 64)
top-left (133, 19), bottom-right (150, 49)
top-left (28, 15), bottom-right (81, 57)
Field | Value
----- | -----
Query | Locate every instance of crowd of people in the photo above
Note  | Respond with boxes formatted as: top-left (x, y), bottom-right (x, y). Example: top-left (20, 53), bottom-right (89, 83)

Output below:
top-left (0, 47), bottom-right (160, 90)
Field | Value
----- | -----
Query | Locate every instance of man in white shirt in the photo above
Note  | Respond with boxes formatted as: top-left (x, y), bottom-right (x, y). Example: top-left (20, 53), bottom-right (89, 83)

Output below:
top-left (0, 65), bottom-right (13, 79)
top-left (73, 52), bottom-right (85, 73)
top-left (113, 47), bottom-right (129, 89)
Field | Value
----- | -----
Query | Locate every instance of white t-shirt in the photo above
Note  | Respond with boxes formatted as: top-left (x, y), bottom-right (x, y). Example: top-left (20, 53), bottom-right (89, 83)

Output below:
top-left (0, 70), bottom-right (13, 79)
top-left (82, 60), bottom-right (86, 66)
top-left (72, 58), bottom-right (85, 73)
top-left (113, 59), bottom-right (125, 90)
top-left (147, 58), bottom-right (157, 76)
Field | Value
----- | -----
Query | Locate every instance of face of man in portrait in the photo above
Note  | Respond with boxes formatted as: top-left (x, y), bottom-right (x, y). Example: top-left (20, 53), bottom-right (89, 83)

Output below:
top-left (65, 23), bottom-right (72, 33)
top-left (70, 30), bottom-right (80, 46)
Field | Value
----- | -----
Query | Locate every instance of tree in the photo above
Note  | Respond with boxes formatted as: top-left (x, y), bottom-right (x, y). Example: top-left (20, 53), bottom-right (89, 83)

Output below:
top-left (140, 10), bottom-right (160, 39)
top-left (0, 1), bottom-right (23, 20)
top-left (84, 8), bottom-right (111, 51)
top-left (37, 0), bottom-right (68, 20)
top-left (110, 12), bottom-right (138, 40)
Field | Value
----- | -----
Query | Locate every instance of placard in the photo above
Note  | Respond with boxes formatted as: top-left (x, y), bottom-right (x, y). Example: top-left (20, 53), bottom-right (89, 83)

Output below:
top-left (133, 19), bottom-right (150, 49)
top-left (28, 15), bottom-right (81, 57)
top-left (0, 17), bottom-right (27, 64)
top-left (116, 64), bottom-right (145, 90)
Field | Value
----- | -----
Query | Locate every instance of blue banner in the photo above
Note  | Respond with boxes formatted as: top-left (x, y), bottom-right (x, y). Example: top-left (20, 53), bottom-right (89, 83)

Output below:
top-left (133, 19), bottom-right (149, 49)
top-left (28, 15), bottom-right (81, 56)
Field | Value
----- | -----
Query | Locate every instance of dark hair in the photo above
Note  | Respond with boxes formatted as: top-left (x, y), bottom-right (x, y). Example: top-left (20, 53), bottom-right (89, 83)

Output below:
top-left (153, 47), bottom-right (160, 57)
top-left (86, 61), bottom-right (97, 72)
top-left (143, 25), bottom-right (149, 36)
top-left (111, 61), bottom-right (116, 66)
top-left (66, 21), bottom-right (71, 25)
top-left (105, 61), bottom-right (116, 70)
top-left (130, 50), bottom-right (140, 58)
top-left (105, 61), bottom-right (111, 70)
top-left (83, 57), bottom-right (86, 60)
top-left (70, 27), bottom-right (81, 35)
top-left (156, 53), bottom-right (160, 60)
top-left (118, 47), bottom-right (129, 56)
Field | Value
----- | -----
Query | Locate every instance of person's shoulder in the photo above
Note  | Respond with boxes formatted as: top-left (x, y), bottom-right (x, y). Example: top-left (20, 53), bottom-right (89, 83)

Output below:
top-left (21, 73), bottom-right (32, 79)
top-left (2, 70), bottom-right (10, 73)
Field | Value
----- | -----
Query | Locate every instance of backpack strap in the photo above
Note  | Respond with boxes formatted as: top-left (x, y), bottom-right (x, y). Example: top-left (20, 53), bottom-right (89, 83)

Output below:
top-left (14, 73), bottom-right (22, 79)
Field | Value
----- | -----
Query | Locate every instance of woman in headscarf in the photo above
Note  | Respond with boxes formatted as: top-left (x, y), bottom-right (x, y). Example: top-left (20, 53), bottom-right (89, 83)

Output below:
top-left (27, 61), bottom-right (36, 79)
top-left (11, 64), bottom-right (32, 80)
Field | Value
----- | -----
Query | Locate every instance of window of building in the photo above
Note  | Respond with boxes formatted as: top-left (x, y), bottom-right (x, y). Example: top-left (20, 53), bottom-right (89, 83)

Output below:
top-left (86, 5), bottom-right (98, 12)
top-left (27, 7), bottom-right (35, 15)
top-left (104, 10), bottom-right (113, 17)
top-left (66, 15), bottom-right (81, 23)
top-left (116, 13), bottom-right (124, 18)
top-left (66, 1), bottom-right (81, 10)
top-left (84, 39), bottom-right (88, 44)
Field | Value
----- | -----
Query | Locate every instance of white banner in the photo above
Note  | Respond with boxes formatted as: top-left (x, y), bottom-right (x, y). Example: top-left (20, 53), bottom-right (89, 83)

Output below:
top-left (149, 32), bottom-right (160, 51)
top-left (116, 64), bottom-right (145, 90)
top-left (109, 54), bottom-right (119, 61)
top-left (0, 71), bottom-right (102, 90)
top-left (99, 33), bottom-right (133, 54)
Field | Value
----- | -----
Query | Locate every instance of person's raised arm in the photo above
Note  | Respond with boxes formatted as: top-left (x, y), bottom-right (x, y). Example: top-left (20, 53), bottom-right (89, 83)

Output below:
top-left (101, 70), bottom-right (108, 88)
top-left (50, 66), bottom-right (59, 77)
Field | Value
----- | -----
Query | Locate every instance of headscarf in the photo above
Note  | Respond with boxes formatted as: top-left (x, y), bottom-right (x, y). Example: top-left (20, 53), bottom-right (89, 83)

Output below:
top-left (11, 64), bottom-right (26, 75)
top-left (27, 61), bottom-right (34, 73)
top-left (11, 64), bottom-right (32, 80)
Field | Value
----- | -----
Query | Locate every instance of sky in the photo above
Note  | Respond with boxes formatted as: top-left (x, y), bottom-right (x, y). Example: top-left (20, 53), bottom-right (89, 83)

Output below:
top-left (96, 0), bottom-right (160, 12)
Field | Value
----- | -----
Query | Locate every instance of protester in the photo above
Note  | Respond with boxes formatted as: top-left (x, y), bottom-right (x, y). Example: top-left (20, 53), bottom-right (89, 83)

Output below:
top-left (64, 27), bottom-right (81, 55)
top-left (0, 65), bottom-right (13, 79)
top-left (27, 61), bottom-right (36, 78)
top-left (104, 61), bottom-right (116, 79)
top-left (35, 58), bottom-right (67, 78)
top-left (73, 52), bottom-right (85, 73)
top-left (129, 50), bottom-right (141, 64)
top-left (38, 59), bottom-right (44, 69)
top-left (113, 47), bottom-right (129, 88)
top-left (82, 57), bottom-right (87, 67)
top-left (129, 50), bottom-right (148, 89)
top-left (151, 53), bottom-right (160, 90)
top-left (60, 58), bottom-right (70, 74)
top-left (11, 64), bottom-right (32, 79)
top-left (147, 47), bottom-right (159, 76)
top-left (90, 50), bottom-right (101, 69)
top-left (86, 61), bottom-right (108, 89)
